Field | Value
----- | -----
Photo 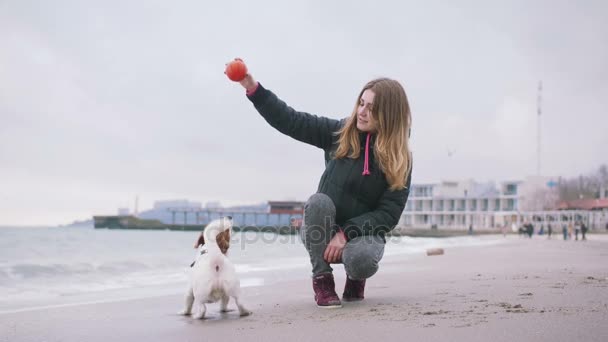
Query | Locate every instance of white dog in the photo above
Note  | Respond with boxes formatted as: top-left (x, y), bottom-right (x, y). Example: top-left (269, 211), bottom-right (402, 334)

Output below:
top-left (179, 216), bottom-right (251, 319)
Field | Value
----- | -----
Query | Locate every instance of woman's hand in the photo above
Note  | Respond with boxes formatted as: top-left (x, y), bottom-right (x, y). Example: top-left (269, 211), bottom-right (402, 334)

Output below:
top-left (239, 74), bottom-right (258, 93)
top-left (324, 230), bottom-right (347, 263)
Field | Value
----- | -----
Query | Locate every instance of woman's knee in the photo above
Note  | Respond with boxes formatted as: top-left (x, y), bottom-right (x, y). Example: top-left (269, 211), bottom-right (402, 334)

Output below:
top-left (343, 236), bottom-right (385, 280)
top-left (304, 193), bottom-right (335, 224)
top-left (344, 254), bottom-right (379, 280)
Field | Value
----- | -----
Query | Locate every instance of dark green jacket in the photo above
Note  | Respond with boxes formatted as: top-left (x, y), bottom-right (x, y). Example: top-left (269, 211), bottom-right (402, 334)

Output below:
top-left (247, 84), bottom-right (412, 240)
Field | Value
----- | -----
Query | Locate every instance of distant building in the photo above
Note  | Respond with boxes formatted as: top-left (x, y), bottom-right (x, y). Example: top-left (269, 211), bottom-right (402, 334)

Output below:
top-left (556, 198), bottom-right (608, 230)
top-left (153, 199), bottom-right (201, 210)
top-left (137, 200), bottom-right (303, 226)
top-left (205, 201), bottom-right (222, 209)
top-left (225, 203), bottom-right (269, 213)
top-left (134, 175), bottom-right (608, 231)
top-left (268, 201), bottom-right (304, 215)
top-left (399, 176), bottom-right (559, 230)
top-left (557, 199), bottom-right (608, 211)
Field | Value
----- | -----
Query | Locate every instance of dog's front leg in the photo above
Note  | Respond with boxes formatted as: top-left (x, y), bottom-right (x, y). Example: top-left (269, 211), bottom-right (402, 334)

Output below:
top-left (178, 286), bottom-right (195, 315)
top-left (192, 303), bottom-right (207, 319)
top-left (220, 294), bottom-right (230, 312)
top-left (233, 296), bottom-right (251, 317)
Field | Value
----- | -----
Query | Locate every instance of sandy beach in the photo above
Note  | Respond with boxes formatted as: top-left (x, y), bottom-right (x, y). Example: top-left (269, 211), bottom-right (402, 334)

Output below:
top-left (1, 235), bottom-right (607, 342)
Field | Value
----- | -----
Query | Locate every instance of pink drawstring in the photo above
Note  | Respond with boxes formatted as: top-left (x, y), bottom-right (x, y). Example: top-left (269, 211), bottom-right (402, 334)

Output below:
top-left (362, 133), bottom-right (371, 176)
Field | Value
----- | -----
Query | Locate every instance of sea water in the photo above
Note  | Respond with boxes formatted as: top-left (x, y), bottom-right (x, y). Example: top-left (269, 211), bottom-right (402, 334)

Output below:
top-left (0, 225), bottom-right (504, 313)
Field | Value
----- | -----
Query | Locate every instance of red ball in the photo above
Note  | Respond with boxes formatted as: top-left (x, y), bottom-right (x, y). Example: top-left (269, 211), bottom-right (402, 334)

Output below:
top-left (224, 58), bottom-right (248, 82)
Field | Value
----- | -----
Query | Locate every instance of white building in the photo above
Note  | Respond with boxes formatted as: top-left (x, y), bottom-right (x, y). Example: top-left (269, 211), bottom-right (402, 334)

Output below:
top-left (399, 176), bottom-right (558, 230)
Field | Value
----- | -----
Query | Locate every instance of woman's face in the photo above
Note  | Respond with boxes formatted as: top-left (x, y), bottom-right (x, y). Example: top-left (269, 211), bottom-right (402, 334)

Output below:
top-left (356, 89), bottom-right (377, 133)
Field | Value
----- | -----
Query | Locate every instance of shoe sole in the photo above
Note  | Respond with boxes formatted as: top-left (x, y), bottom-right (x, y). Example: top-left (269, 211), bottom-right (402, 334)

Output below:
top-left (317, 303), bottom-right (342, 309)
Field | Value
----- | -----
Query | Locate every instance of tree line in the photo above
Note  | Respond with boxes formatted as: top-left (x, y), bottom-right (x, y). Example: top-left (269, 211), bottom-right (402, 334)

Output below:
top-left (557, 164), bottom-right (608, 201)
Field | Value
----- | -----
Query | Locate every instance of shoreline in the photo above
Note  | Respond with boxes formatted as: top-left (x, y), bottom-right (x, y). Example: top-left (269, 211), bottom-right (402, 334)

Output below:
top-left (1, 235), bottom-right (607, 341)
top-left (0, 234), bottom-right (505, 314)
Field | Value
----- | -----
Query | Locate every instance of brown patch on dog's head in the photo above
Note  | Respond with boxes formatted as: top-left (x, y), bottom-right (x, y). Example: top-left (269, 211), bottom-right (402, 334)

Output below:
top-left (216, 229), bottom-right (231, 255)
top-left (193, 229), bottom-right (230, 255)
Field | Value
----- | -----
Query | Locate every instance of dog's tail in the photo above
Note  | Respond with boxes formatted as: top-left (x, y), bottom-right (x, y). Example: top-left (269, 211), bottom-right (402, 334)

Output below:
top-left (206, 242), bottom-right (225, 273)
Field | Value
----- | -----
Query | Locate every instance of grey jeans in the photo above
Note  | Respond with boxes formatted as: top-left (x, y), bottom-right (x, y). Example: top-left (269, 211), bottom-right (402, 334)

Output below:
top-left (300, 193), bottom-right (385, 279)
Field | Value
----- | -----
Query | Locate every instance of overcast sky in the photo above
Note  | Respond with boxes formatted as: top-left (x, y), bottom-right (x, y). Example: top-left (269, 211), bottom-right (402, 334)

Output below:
top-left (1, 0), bottom-right (607, 226)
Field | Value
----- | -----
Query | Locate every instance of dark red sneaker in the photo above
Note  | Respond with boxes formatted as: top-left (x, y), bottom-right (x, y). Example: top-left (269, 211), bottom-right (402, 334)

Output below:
top-left (343, 277), bottom-right (366, 301)
top-left (312, 273), bottom-right (342, 308)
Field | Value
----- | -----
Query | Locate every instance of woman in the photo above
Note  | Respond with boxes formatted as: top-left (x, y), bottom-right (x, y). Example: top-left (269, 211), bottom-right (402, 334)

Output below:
top-left (236, 71), bottom-right (413, 308)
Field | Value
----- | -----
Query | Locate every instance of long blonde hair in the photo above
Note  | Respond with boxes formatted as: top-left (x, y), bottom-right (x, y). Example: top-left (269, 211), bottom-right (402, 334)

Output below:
top-left (335, 78), bottom-right (412, 190)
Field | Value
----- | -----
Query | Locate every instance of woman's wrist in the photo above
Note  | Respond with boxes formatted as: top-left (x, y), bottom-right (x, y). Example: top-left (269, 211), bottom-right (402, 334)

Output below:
top-left (240, 75), bottom-right (258, 94)
top-left (338, 227), bottom-right (347, 241)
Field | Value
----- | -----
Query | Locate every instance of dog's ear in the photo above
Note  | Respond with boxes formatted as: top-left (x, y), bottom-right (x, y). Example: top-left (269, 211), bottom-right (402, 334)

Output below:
top-left (194, 232), bottom-right (205, 249)
top-left (216, 230), bottom-right (230, 255)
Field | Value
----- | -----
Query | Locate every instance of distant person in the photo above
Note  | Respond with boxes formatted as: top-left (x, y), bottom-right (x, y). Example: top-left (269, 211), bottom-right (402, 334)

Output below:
top-left (547, 223), bottom-right (553, 239)
top-left (235, 73), bottom-right (413, 308)
top-left (526, 222), bottom-right (534, 238)
top-left (518, 224), bottom-right (526, 238)
top-left (468, 224), bottom-right (473, 235)
top-left (568, 221), bottom-right (574, 240)
top-left (574, 221), bottom-right (581, 241)
top-left (562, 223), bottom-right (568, 240)
top-left (581, 222), bottom-right (588, 240)
top-left (538, 224), bottom-right (545, 236)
